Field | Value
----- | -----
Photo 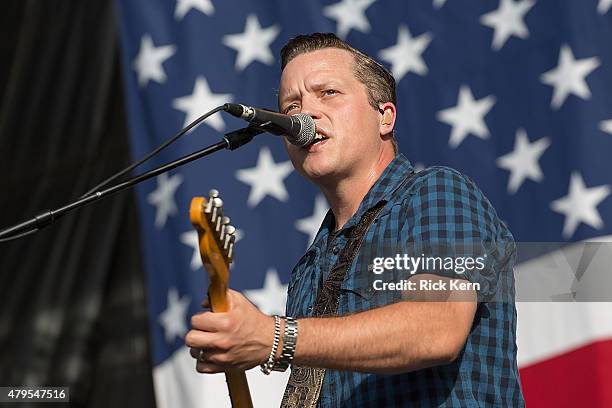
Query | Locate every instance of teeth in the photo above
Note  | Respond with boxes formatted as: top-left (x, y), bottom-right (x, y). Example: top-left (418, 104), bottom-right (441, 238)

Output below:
top-left (307, 132), bottom-right (328, 147)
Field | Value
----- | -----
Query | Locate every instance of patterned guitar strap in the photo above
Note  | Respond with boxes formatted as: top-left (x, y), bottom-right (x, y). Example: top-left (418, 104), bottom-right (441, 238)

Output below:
top-left (280, 170), bottom-right (416, 408)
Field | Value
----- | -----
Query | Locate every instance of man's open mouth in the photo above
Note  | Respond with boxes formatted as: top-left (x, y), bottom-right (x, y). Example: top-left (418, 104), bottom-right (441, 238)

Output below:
top-left (307, 132), bottom-right (329, 147)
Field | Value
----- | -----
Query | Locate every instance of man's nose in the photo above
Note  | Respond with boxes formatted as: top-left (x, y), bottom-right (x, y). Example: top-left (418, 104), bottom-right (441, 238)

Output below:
top-left (299, 98), bottom-right (322, 119)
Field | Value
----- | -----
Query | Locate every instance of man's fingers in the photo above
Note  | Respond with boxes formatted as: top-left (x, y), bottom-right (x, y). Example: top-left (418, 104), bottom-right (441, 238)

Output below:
top-left (191, 311), bottom-right (232, 332)
top-left (200, 289), bottom-right (246, 310)
top-left (193, 347), bottom-right (232, 373)
top-left (196, 359), bottom-right (225, 374)
top-left (191, 347), bottom-right (216, 364)
top-left (184, 329), bottom-right (219, 349)
top-left (189, 347), bottom-right (201, 359)
top-left (189, 346), bottom-right (216, 362)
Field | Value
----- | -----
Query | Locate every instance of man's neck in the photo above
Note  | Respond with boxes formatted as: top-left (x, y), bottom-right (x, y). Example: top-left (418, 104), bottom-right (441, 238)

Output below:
top-left (321, 152), bottom-right (395, 231)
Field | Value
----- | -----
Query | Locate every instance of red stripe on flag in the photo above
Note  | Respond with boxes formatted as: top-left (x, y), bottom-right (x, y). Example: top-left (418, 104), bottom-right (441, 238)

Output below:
top-left (519, 338), bottom-right (612, 407)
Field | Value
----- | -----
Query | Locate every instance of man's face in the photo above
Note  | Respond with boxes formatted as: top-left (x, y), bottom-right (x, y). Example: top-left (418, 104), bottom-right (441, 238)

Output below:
top-left (279, 48), bottom-right (386, 184)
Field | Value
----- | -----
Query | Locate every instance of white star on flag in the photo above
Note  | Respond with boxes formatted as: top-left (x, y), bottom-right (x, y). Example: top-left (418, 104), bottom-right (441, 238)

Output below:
top-left (323, 0), bottom-right (377, 39)
top-left (480, 0), bottom-right (535, 51)
top-left (378, 25), bottom-right (432, 81)
top-left (158, 288), bottom-right (191, 343)
top-left (550, 172), bottom-right (611, 238)
top-left (437, 85), bottom-right (496, 149)
top-left (172, 76), bottom-right (232, 132)
top-left (433, 0), bottom-right (447, 9)
top-left (147, 172), bottom-right (184, 229)
top-left (496, 129), bottom-right (550, 194)
top-left (295, 195), bottom-right (329, 247)
top-left (132, 34), bottom-right (176, 87)
top-left (599, 119), bottom-right (612, 135)
top-left (540, 45), bottom-right (600, 110)
top-left (243, 268), bottom-right (288, 315)
top-left (235, 146), bottom-right (293, 208)
top-left (174, 0), bottom-right (214, 20)
top-left (180, 230), bottom-right (203, 270)
top-left (598, 0), bottom-right (612, 14)
top-left (222, 14), bottom-right (280, 71)
top-left (413, 162), bottom-right (426, 172)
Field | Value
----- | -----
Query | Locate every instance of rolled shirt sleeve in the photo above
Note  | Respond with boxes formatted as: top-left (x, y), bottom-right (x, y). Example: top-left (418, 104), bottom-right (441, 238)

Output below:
top-left (396, 166), bottom-right (516, 301)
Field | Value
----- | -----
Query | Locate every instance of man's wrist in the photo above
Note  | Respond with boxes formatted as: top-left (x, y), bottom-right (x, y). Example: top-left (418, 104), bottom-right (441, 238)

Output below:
top-left (272, 316), bottom-right (298, 372)
top-left (259, 315), bottom-right (299, 374)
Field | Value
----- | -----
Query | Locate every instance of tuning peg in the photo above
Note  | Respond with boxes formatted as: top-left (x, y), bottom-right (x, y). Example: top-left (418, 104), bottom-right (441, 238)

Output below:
top-left (219, 216), bottom-right (230, 240)
top-left (224, 225), bottom-right (237, 262)
top-left (215, 211), bottom-right (227, 233)
top-left (227, 241), bottom-right (235, 263)
top-left (211, 197), bottom-right (223, 224)
top-left (205, 189), bottom-right (219, 214)
top-left (223, 225), bottom-right (236, 251)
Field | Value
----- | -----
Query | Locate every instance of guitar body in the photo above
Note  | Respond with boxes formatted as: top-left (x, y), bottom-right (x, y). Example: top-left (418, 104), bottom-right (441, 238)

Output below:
top-left (190, 193), bottom-right (254, 408)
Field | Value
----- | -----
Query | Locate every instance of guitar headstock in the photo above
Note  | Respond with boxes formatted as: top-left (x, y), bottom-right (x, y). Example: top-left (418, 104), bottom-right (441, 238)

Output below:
top-left (190, 190), bottom-right (237, 290)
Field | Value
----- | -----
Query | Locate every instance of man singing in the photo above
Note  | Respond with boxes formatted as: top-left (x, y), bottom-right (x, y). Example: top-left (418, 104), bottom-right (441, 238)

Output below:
top-left (186, 33), bottom-right (524, 407)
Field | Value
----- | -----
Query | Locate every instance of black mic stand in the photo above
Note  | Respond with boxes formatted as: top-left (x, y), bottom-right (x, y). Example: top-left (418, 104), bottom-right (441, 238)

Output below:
top-left (0, 126), bottom-right (263, 241)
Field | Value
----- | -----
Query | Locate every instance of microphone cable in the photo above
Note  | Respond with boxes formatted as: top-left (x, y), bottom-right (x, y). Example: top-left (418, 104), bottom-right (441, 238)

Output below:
top-left (0, 105), bottom-right (226, 243)
top-left (79, 105), bottom-right (226, 198)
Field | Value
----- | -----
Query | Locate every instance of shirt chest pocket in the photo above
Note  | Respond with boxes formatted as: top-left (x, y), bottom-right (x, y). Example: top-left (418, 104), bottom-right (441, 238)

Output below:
top-left (334, 256), bottom-right (378, 314)
top-left (339, 276), bottom-right (403, 313)
top-left (337, 228), bottom-right (402, 313)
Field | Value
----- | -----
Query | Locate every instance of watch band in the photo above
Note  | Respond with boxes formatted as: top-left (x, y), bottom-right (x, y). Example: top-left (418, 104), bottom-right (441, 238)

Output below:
top-left (273, 316), bottom-right (298, 372)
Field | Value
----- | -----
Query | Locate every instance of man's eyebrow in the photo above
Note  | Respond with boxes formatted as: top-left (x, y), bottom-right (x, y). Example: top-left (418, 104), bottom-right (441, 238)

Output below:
top-left (278, 90), bottom-right (299, 106)
top-left (278, 77), bottom-right (344, 106)
top-left (310, 79), bottom-right (340, 89)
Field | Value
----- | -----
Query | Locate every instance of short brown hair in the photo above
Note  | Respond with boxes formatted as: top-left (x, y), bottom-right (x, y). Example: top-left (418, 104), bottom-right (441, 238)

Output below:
top-left (280, 33), bottom-right (396, 110)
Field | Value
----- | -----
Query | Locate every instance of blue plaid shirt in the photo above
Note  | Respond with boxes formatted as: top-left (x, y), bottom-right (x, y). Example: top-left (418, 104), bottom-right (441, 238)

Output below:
top-left (286, 154), bottom-right (524, 407)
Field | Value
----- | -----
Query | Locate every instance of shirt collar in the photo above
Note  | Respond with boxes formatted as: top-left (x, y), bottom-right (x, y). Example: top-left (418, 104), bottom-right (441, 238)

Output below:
top-left (312, 154), bottom-right (413, 246)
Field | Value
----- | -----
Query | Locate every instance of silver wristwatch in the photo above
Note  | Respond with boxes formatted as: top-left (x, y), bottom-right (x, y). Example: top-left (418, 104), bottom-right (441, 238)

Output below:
top-left (273, 316), bottom-right (298, 372)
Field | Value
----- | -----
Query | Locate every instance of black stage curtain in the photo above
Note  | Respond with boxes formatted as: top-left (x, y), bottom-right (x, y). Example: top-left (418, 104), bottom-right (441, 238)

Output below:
top-left (0, 1), bottom-right (155, 407)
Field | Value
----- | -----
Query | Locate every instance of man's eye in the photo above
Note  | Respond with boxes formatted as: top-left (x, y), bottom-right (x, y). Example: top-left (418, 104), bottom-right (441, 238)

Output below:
top-left (284, 104), bottom-right (299, 113)
top-left (323, 89), bottom-right (338, 96)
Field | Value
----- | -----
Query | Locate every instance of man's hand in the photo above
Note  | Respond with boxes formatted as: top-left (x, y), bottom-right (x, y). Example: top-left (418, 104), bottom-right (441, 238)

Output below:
top-left (185, 289), bottom-right (275, 373)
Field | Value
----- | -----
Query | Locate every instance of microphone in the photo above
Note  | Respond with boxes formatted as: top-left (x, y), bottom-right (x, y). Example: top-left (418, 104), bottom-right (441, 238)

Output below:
top-left (223, 103), bottom-right (315, 147)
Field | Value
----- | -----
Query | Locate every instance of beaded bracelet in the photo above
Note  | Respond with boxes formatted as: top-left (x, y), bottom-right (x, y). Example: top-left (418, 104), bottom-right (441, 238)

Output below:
top-left (260, 315), bottom-right (281, 375)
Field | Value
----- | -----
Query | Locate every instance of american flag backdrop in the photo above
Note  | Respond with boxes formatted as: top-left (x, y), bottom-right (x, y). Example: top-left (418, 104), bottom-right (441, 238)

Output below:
top-left (114, 0), bottom-right (612, 406)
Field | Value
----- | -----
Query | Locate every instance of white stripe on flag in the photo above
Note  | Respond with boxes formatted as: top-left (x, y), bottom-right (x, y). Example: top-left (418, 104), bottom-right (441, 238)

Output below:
top-left (153, 347), bottom-right (289, 407)
top-left (516, 235), bottom-right (612, 367)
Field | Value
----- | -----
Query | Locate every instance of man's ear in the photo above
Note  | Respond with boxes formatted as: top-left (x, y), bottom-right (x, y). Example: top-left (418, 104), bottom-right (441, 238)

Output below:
top-left (379, 102), bottom-right (396, 136)
top-left (382, 110), bottom-right (393, 125)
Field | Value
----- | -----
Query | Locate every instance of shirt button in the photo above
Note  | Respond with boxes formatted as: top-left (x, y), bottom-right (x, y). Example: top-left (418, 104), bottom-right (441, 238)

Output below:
top-left (332, 245), bottom-right (340, 254)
